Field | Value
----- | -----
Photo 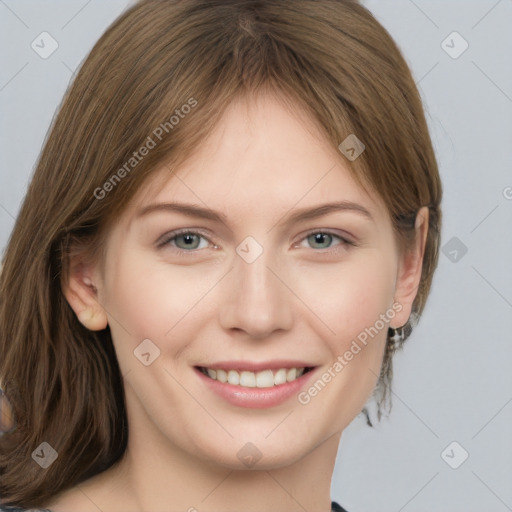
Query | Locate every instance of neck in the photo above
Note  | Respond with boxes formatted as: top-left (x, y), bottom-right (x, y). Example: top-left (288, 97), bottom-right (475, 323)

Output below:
top-left (113, 423), bottom-right (340, 512)
top-left (46, 385), bottom-right (342, 512)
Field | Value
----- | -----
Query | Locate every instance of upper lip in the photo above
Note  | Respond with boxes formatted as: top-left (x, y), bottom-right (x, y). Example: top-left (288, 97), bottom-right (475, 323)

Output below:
top-left (195, 360), bottom-right (316, 372)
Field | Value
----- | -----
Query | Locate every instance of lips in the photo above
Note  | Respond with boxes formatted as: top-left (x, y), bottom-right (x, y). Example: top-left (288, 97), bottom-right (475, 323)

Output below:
top-left (197, 366), bottom-right (314, 388)
top-left (194, 362), bottom-right (318, 409)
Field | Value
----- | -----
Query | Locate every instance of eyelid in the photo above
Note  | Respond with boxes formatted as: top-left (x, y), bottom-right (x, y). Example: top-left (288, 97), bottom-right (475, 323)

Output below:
top-left (294, 228), bottom-right (355, 248)
top-left (158, 227), bottom-right (355, 253)
top-left (301, 228), bottom-right (355, 243)
top-left (157, 228), bottom-right (216, 250)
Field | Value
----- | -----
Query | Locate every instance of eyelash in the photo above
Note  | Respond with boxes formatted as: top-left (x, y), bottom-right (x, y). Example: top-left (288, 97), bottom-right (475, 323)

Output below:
top-left (157, 228), bottom-right (355, 256)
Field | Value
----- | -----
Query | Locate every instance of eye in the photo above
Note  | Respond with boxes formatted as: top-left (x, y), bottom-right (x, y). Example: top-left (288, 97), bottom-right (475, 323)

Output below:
top-left (157, 228), bottom-right (354, 255)
top-left (298, 230), bottom-right (353, 250)
top-left (158, 229), bottom-right (213, 252)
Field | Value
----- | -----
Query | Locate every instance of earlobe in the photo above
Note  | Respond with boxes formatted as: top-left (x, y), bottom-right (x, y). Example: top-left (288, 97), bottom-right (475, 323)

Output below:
top-left (392, 206), bottom-right (429, 327)
top-left (76, 307), bottom-right (108, 331)
top-left (62, 262), bottom-right (108, 331)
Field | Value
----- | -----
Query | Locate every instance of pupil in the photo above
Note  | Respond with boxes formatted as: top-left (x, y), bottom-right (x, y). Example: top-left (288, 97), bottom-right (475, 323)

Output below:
top-left (313, 233), bottom-right (330, 247)
top-left (179, 234), bottom-right (198, 249)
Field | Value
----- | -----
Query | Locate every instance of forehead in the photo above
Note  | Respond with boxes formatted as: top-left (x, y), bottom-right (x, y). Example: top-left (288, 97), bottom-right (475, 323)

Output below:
top-left (126, 91), bottom-right (386, 226)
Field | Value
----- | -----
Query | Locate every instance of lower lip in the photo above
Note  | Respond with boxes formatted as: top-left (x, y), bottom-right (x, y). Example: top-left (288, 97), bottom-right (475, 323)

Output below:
top-left (194, 367), bottom-right (317, 409)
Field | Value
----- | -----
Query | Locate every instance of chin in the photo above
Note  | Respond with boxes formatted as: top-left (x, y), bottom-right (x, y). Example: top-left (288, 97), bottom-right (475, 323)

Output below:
top-left (188, 432), bottom-right (316, 471)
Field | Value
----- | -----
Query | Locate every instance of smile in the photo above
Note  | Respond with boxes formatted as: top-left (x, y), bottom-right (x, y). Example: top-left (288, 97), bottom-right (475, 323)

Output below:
top-left (197, 366), bottom-right (314, 388)
top-left (194, 363), bottom-right (318, 409)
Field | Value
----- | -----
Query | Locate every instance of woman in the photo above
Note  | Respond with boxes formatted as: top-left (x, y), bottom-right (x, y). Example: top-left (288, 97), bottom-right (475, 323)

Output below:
top-left (0, 0), bottom-right (442, 510)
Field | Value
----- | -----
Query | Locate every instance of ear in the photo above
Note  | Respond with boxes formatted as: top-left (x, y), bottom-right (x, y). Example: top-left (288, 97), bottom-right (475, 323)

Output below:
top-left (392, 206), bottom-right (429, 328)
top-left (62, 256), bottom-right (108, 331)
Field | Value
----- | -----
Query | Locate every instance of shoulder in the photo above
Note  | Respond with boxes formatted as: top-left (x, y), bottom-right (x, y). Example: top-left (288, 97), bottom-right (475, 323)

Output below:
top-left (1, 501), bottom-right (345, 512)
top-left (0, 507), bottom-right (52, 512)
top-left (2, 503), bottom-right (345, 512)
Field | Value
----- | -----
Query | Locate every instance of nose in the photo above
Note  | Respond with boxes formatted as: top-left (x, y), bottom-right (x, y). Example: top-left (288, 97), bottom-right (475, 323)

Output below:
top-left (218, 244), bottom-right (294, 339)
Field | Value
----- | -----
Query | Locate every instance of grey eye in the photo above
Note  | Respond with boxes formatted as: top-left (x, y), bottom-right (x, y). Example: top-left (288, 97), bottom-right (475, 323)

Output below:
top-left (307, 232), bottom-right (336, 249)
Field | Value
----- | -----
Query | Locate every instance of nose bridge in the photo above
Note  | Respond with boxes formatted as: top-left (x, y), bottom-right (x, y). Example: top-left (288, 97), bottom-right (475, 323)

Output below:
top-left (219, 235), bottom-right (293, 337)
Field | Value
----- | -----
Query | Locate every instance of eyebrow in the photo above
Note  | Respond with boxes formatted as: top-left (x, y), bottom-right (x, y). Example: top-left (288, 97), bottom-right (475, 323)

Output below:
top-left (135, 200), bottom-right (374, 227)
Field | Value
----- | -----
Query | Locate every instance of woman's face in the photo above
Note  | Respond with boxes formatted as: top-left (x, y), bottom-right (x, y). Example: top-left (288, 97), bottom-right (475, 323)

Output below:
top-left (72, 91), bottom-right (424, 470)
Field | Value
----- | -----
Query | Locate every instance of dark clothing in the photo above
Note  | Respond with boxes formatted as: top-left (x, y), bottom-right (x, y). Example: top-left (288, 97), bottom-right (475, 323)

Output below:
top-left (0, 501), bottom-right (349, 511)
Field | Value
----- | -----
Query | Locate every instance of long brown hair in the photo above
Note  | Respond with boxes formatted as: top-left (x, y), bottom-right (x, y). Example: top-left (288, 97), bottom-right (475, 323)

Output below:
top-left (0, 0), bottom-right (442, 505)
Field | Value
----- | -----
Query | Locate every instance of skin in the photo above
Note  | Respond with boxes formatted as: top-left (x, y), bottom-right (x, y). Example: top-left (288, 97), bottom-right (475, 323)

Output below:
top-left (49, 90), bottom-right (428, 512)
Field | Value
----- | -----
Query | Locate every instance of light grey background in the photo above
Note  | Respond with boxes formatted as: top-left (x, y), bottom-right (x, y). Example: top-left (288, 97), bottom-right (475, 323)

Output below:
top-left (1, 1), bottom-right (511, 511)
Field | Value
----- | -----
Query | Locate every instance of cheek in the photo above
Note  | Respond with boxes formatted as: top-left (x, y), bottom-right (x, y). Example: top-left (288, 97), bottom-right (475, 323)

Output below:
top-left (293, 250), bottom-right (397, 346)
top-left (101, 249), bottom-right (222, 354)
top-left (102, 241), bottom-right (397, 366)
top-left (293, 255), bottom-right (395, 424)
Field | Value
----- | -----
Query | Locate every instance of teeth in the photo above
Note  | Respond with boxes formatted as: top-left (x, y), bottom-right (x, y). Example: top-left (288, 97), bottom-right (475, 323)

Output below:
top-left (227, 370), bottom-right (240, 385)
top-left (216, 369), bottom-right (227, 383)
top-left (201, 367), bottom-right (308, 387)
top-left (256, 369), bottom-right (274, 388)
top-left (286, 368), bottom-right (297, 382)
top-left (274, 368), bottom-right (287, 385)
top-left (240, 371), bottom-right (256, 387)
